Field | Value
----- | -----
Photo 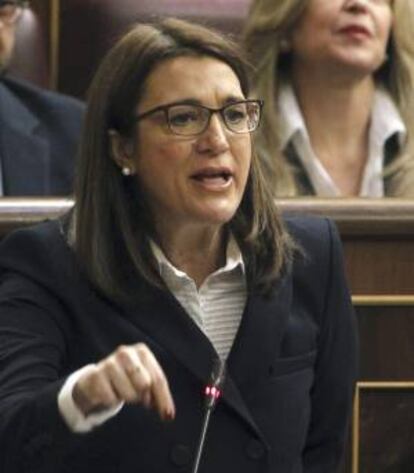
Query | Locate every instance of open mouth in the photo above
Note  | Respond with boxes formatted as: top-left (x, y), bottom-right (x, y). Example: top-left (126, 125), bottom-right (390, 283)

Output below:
top-left (191, 170), bottom-right (233, 185)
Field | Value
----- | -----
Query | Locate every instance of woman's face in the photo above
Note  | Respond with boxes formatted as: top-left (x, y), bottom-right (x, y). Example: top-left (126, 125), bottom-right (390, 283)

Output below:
top-left (289, 0), bottom-right (393, 76)
top-left (126, 56), bottom-right (252, 231)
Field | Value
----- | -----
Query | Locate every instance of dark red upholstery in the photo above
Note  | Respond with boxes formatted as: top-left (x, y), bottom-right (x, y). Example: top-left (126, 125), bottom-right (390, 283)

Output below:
top-left (59, 0), bottom-right (251, 99)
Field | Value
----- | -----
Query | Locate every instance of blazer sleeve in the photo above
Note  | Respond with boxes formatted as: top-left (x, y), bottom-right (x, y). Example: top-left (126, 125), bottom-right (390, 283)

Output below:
top-left (302, 219), bottom-right (358, 472)
top-left (0, 271), bottom-right (73, 473)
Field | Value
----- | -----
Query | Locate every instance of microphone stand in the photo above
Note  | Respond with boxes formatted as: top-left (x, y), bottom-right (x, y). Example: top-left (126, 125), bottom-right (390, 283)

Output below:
top-left (191, 359), bottom-right (226, 473)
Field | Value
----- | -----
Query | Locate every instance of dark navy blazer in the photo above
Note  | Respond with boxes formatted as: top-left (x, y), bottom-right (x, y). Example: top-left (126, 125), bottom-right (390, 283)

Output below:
top-left (0, 216), bottom-right (357, 473)
top-left (0, 76), bottom-right (84, 195)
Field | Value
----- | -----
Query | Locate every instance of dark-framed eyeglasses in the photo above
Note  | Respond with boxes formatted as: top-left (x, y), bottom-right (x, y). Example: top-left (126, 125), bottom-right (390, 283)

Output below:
top-left (132, 99), bottom-right (264, 136)
top-left (0, 0), bottom-right (28, 25)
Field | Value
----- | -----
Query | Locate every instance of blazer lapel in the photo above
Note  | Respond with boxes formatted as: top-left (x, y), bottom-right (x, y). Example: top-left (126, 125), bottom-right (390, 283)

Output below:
top-left (127, 282), bottom-right (217, 382)
top-left (0, 81), bottom-right (50, 195)
top-left (124, 281), bottom-right (265, 440)
top-left (383, 134), bottom-right (400, 195)
top-left (285, 142), bottom-right (316, 196)
top-left (227, 271), bottom-right (292, 392)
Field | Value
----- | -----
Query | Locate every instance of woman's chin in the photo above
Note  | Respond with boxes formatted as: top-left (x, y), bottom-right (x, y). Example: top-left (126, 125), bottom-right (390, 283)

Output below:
top-left (191, 204), bottom-right (239, 227)
top-left (332, 52), bottom-right (385, 78)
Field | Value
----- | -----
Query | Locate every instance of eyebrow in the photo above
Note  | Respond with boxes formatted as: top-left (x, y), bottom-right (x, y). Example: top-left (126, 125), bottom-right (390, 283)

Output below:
top-left (223, 95), bottom-right (247, 105)
top-left (155, 95), bottom-right (246, 108)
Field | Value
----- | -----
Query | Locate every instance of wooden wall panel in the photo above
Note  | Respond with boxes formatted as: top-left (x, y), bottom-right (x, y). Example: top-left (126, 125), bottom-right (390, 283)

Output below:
top-left (357, 306), bottom-right (414, 380)
top-left (344, 240), bottom-right (414, 295)
top-left (354, 384), bottom-right (414, 473)
top-left (58, 0), bottom-right (251, 99)
top-left (8, 0), bottom-right (53, 88)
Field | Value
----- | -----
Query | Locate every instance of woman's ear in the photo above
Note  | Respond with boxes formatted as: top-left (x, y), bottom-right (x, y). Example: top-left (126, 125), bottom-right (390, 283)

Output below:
top-left (108, 129), bottom-right (136, 176)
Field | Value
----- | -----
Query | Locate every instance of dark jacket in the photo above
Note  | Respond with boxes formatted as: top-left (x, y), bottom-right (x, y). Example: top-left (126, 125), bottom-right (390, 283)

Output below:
top-left (0, 76), bottom-right (84, 195)
top-left (285, 136), bottom-right (400, 196)
top-left (0, 216), bottom-right (357, 473)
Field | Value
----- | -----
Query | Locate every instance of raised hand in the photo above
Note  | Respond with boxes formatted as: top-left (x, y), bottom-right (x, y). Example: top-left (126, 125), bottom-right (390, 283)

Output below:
top-left (72, 343), bottom-right (175, 421)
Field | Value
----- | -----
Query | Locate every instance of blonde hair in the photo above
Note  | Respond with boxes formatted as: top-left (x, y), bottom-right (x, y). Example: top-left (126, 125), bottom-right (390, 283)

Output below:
top-left (244, 0), bottom-right (414, 196)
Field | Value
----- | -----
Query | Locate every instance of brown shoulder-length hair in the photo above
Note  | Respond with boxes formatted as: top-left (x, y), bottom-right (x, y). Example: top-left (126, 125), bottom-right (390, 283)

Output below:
top-left (72, 18), bottom-right (295, 304)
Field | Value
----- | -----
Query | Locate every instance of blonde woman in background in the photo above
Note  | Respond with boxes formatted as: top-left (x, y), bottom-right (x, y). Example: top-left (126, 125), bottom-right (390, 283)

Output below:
top-left (244, 0), bottom-right (414, 197)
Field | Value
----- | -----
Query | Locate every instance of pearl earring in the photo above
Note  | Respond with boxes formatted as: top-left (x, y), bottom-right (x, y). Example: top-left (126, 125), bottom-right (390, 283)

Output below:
top-left (122, 167), bottom-right (131, 176)
top-left (280, 38), bottom-right (291, 53)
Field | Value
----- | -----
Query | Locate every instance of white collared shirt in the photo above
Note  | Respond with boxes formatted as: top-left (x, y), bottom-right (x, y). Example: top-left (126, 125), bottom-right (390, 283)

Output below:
top-left (151, 235), bottom-right (247, 361)
top-left (278, 83), bottom-right (406, 197)
top-left (58, 236), bottom-right (247, 432)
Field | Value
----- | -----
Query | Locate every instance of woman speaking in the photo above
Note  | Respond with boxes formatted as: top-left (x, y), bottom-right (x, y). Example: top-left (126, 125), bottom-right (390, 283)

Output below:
top-left (0, 19), bottom-right (357, 473)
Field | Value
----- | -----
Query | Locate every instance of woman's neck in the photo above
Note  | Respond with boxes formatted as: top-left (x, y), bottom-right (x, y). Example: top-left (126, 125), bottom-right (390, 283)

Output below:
top-left (154, 221), bottom-right (226, 288)
top-left (291, 65), bottom-right (376, 195)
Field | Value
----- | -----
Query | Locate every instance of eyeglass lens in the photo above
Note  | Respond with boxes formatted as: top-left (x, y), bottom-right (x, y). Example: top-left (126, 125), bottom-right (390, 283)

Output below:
top-left (167, 102), bottom-right (260, 136)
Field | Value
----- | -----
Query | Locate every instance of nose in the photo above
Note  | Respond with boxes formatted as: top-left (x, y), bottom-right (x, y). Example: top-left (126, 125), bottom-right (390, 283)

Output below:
top-left (195, 113), bottom-right (230, 156)
top-left (345, 0), bottom-right (369, 14)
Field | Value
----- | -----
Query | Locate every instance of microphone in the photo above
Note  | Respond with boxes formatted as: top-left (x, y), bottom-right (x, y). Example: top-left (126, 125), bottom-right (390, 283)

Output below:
top-left (191, 359), bottom-right (226, 473)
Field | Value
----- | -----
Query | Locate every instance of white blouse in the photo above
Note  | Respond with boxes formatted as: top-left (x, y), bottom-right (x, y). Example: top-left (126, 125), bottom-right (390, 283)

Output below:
top-left (278, 83), bottom-right (406, 197)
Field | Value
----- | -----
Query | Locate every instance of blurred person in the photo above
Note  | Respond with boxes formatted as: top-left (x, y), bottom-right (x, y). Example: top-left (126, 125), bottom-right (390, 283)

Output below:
top-left (0, 0), bottom-right (84, 195)
top-left (0, 19), bottom-right (357, 473)
top-left (244, 0), bottom-right (414, 196)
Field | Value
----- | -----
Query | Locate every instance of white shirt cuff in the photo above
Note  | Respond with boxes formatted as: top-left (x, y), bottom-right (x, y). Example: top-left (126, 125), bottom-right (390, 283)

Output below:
top-left (57, 364), bottom-right (124, 433)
